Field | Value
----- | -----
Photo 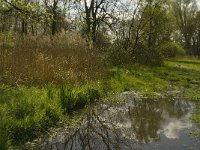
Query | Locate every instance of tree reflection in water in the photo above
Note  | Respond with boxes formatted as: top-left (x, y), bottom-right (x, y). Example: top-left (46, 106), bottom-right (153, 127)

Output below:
top-left (40, 92), bottom-right (194, 150)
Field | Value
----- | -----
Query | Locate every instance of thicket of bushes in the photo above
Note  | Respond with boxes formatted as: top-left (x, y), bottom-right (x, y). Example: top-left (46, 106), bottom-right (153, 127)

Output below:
top-left (157, 42), bottom-right (185, 58)
top-left (106, 41), bottom-right (186, 66)
top-left (106, 43), bottom-right (134, 66)
top-left (133, 43), bottom-right (164, 66)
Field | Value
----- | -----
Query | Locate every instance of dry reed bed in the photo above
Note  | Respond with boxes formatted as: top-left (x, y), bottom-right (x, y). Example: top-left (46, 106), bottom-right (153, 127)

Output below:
top-left (0, 32), bottom-right (104, 85)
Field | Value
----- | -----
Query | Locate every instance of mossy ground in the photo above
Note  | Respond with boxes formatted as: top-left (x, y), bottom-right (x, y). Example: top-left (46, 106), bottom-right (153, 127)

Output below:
top-left (1, 58), bottom-right (200, 149)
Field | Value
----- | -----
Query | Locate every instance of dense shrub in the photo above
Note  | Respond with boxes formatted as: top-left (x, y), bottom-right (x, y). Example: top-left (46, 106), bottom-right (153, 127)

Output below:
top-left (106, 41), bottom-right (185, 66)
top-left (39, 106), bottom-right (61, 131)
top-left (106, 41), bottom-right (165, 66)
top-left (133, 43), bottom-right (164, 66)
top-left (159, 42), bottom-right (186, 58)
top-left (9, 99), bottom-right (35, 120)
top-left (106, 43), bottom-right (134, 66)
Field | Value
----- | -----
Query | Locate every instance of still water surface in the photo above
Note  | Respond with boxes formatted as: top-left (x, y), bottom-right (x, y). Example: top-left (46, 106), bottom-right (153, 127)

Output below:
top-left (40, 92), bottom-right (200, 150)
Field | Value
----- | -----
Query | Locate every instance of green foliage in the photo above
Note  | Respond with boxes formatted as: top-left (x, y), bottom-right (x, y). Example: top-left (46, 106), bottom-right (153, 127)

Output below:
top-left (106, 42), bottom-right (133, 66)
top-left (8, 117), bottom-right (40, 145)
top-left (0, 117), bottom-right (10, 150)
top-left (0, 87), bottom-right (63, 146)
top-left (95, 31), bottom-right (111, 48)
top-left (159, 42), bottom-right (186, 58)
top-left (9, 100), bottom-right (35, 120)
top-left (106, 66), bottom-right (168, 97)
top-left (0, 84), bottom-right (102, 147)
top-left (39, 106), bottom-right (61, 132)
top-left (172, 0), bottom-right (197, 54)
top-left (133, 42), bottom-right (164, 66)
top-left (59, 85), bottom-right (101, 113)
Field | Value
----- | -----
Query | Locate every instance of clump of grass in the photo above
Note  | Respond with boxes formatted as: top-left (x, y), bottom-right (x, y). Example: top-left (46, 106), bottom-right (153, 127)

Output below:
top-left (0, 87), bottom-right (64, 146)
top-left (59, 85), bottom-right (101, 113)
top-left (0, 83), bottom-right (103, 147)
top-left (0, 116), bottom-right (10, 150)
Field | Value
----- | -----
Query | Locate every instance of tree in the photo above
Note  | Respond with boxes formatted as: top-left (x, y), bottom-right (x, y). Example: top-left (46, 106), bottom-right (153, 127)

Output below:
top-left (193, 11), bottom-right (200, 57)
top-left (114, 0), bottom-right (174, 65)
top-left (80, 0), bottom-right (118, 43)
top-left (43, 0), bottom-right (60, 35)
top-left (172, 0), bottom-right (198, 54)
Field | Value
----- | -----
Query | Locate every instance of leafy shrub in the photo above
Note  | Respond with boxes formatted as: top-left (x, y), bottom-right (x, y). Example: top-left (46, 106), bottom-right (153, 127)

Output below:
top-left (0, 80), bottom-right (101, 147)
top-left (159, 42), bottom-right (186, 58)
top-left (106, 42), bottom-right (133, 66)
top-left (86, 88), bottom-right (101, 102)
top-left (59, 86), bottom-right (75, 113)
top-left (106, 41), bottom-right (165, 66)
top-left (133, 42), bottom-right (164, 66)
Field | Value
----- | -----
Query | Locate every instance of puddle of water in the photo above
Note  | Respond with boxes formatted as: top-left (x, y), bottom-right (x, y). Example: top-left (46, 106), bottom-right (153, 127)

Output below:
top-left (39, 91), bottom-right (200, 150)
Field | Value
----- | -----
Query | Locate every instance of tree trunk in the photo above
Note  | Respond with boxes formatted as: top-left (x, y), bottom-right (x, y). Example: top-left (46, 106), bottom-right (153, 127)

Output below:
top-left (52, 10), bottom-right (57, 35)
top-left (22, 19), bottom-right (27, 35)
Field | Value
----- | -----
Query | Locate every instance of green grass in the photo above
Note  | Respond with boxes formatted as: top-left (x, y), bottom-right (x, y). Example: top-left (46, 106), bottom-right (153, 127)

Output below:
top-left (105, 59), bottom-right (200, 99)
top-left (1, 58), bottom-right (200, 148)
top-left (0, 84), bottom-right (102, 149)
top-left (106, 66), bottom-right (168, 97)
top-left (0, 87), bottom-right (63, 146)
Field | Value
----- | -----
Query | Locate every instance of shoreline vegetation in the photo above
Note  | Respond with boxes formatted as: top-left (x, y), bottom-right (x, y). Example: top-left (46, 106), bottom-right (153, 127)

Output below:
top-left (1, 0), bottom-right (200, 148)
top-left (1, 51), bottom-right (200, 149)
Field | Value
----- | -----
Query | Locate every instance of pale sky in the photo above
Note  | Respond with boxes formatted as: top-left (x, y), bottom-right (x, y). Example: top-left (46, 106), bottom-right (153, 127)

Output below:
top-left (197, 0), bottom-right (200, 9)
top-left (83, 0), bottom-right (200, 10)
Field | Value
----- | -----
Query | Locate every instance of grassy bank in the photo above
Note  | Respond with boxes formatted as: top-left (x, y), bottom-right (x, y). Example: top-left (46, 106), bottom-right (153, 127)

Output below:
top-left (0, 84), bottom-right (103, 149)
top-left (108, 59), bottom-right (200, 99)
top-left (1, 58), bottom-right (200, 149)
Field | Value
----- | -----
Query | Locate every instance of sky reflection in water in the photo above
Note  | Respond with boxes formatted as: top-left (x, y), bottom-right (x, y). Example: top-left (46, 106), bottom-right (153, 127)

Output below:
top-left (40, 92), bottom-right (200, 150)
